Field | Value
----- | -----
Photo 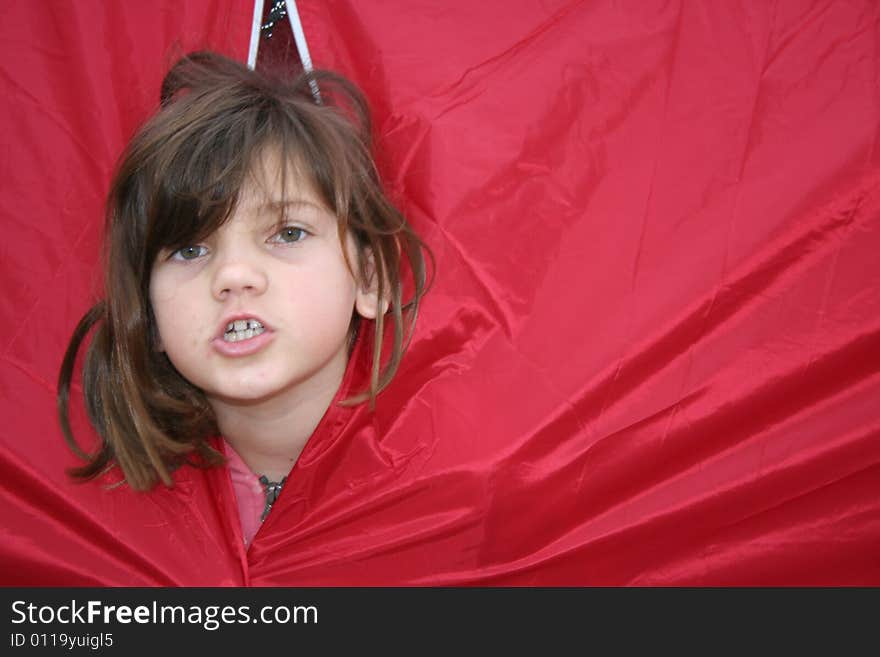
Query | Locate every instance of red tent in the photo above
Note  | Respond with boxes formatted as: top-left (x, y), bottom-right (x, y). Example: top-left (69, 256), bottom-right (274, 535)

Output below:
top-left (1, 0), bottom-right (878, 585)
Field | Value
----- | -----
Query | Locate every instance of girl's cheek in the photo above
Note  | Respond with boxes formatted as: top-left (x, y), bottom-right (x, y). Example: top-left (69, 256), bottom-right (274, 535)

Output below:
top-left (150, 265), bottom-right (186, 303)
top-left (149, 281), bottom-right (172, 305)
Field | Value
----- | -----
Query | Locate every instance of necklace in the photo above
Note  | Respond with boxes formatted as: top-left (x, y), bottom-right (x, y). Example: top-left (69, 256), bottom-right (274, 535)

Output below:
top-left (258, 475), bottom-right (287, 522)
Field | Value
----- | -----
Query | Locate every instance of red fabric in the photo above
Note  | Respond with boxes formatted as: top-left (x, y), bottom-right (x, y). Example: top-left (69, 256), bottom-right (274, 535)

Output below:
top-left (2, 0), bottom-right (879, 585)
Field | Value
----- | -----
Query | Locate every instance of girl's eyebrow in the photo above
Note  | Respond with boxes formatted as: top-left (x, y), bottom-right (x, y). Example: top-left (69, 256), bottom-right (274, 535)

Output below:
top-left (262, 198), bottom-right (329, 216)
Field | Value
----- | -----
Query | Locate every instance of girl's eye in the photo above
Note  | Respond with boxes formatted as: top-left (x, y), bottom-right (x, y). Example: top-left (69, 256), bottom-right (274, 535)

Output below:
top-left (171, 245), bottom-right (208, 261)
top-left (271, 226), bottom-right (308, 244)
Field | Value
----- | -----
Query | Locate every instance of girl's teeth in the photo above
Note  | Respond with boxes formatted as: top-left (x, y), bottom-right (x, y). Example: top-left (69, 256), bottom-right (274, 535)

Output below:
top-left (223, 323), bottom-right (265, 342)
top-left (224, 319), bottom-right (264, 333)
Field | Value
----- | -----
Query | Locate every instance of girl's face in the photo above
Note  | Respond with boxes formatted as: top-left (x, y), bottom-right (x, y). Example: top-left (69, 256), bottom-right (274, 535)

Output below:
top-left (149, 152), bottom-right (381, 410)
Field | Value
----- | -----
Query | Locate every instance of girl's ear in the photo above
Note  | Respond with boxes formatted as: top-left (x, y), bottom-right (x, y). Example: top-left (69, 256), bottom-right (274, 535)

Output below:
top-left (354, 247), bottom-right (390, 320)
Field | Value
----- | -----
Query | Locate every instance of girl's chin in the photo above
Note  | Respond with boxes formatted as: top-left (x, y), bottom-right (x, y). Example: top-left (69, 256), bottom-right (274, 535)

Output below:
top-left (206, 387), bottom-right (286, 407)
top-left (203, 377), bottom-right (307, 409)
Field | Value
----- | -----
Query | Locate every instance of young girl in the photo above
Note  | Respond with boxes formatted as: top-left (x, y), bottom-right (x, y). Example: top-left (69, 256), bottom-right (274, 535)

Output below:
top-left (57, 51), bottom-right (429, 548)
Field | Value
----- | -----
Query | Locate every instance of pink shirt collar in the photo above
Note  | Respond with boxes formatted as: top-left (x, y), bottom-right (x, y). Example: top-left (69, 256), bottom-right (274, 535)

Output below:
top-left (222, 441), bottom-right (264, 549)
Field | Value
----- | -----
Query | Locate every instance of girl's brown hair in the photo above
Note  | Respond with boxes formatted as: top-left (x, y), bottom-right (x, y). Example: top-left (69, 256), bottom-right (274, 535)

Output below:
top-left (57, 51), bottom-right (430, 491)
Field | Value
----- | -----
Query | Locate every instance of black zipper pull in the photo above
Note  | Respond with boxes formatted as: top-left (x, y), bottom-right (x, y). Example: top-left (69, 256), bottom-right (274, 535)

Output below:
top-left (258, 474), bottom-right (288, 522)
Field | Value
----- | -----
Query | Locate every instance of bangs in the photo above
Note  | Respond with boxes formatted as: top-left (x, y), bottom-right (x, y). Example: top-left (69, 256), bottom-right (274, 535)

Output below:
top-left (142, 107), bottom-right (268, 262)
top-left (146, 155), bottom-right (242, 259)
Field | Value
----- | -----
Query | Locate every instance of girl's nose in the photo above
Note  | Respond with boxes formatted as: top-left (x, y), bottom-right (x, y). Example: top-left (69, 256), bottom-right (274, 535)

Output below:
top-left (211, 257), bottom-right (268, 300)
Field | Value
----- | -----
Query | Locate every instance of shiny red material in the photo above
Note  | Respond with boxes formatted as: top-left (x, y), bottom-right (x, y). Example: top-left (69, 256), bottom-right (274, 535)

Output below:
top-left (1, 1), bottom-right (879, 585)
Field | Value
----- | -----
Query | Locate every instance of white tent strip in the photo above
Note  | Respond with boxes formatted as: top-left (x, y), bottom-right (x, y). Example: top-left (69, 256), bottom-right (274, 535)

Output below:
top-left (285, 0), bottom-right (322, 102)
top-left (247, 0), bottom-right (265, 69)
top-left (285, 0), bottom-right (314, 71)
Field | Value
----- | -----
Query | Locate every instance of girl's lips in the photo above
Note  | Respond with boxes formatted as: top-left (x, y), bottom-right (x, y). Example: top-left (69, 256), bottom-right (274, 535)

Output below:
top-left (211, 329), bottom-right (275, 357)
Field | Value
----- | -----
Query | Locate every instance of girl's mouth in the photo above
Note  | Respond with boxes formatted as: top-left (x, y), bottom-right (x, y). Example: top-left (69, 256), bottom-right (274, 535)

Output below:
top-left (213, 315), bottom-right (274, 357)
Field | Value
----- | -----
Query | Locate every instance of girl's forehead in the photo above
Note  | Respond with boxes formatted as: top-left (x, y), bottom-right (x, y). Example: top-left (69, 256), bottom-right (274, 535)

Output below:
top-left (231, 164), bottom-right (336, 231)
top-left (240, 149), bottom-right (327, 211)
